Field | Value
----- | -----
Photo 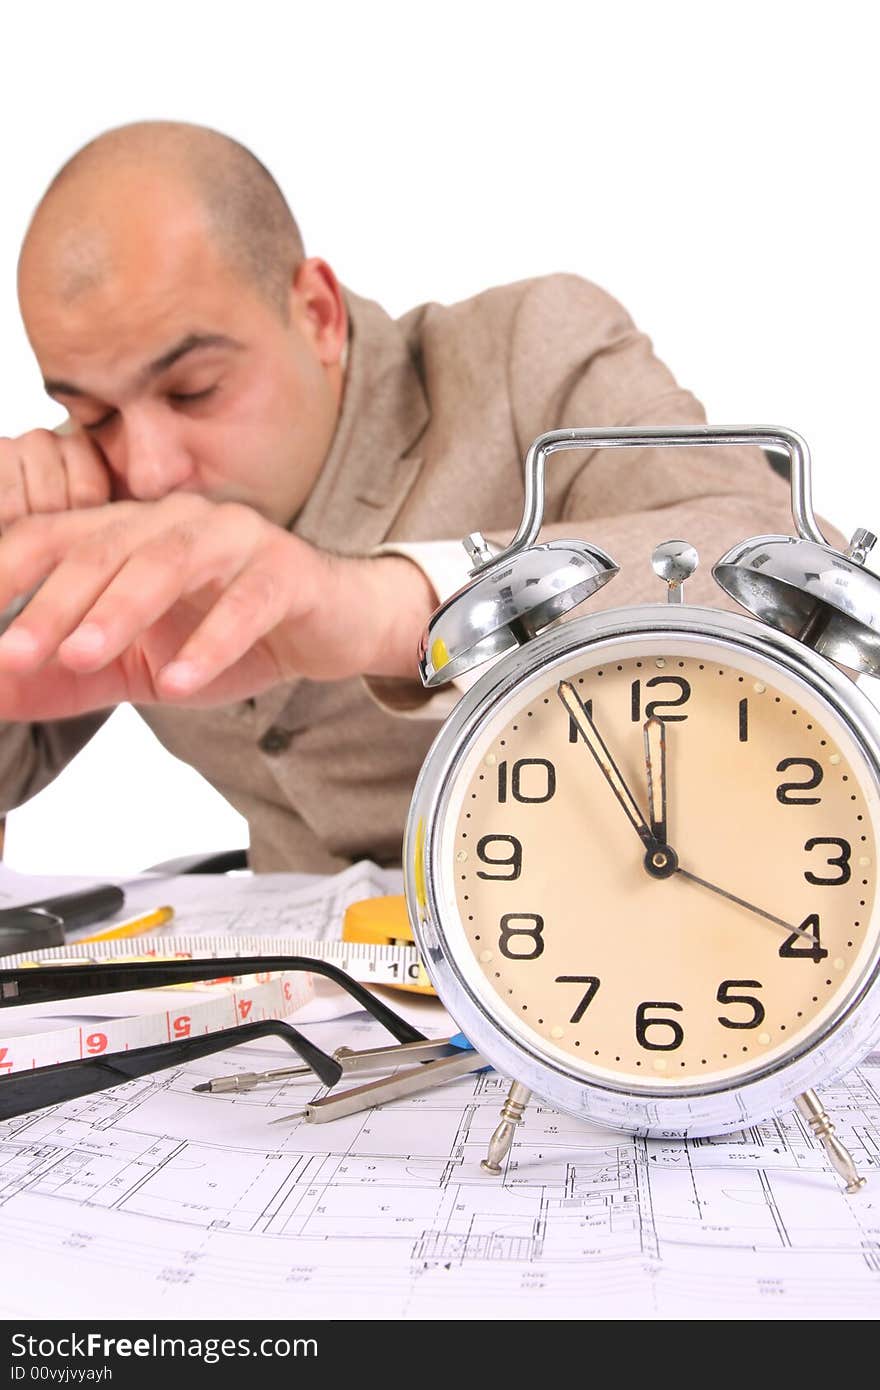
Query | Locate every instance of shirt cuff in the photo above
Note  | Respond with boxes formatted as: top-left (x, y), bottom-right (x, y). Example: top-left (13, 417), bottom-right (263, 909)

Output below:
top-left (361, 540), bottom-right (484, 721)
top-left (376, 539), bottom-right (474, 603)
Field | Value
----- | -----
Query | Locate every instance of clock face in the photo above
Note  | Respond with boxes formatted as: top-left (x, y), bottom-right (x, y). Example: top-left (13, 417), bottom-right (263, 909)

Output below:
top-left (437, 632), bottom-right (880, 1092)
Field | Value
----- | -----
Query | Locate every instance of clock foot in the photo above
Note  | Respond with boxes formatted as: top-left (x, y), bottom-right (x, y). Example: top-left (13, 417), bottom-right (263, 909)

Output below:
top-left (480, 1081), bottom-right (531, 1175)
top-left (795, 1088), bottom-right (867, 1194)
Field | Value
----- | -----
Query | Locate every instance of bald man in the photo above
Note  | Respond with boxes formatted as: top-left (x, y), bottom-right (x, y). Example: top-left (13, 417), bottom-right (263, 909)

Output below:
top-left (0, 122), bottom-right (814, 870)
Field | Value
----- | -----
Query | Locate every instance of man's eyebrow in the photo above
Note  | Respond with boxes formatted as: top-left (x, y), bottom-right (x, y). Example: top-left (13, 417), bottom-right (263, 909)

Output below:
top-left (43, 333), bottom-right (246, 398)
top-left (143, 332), bottom-right (245, 381)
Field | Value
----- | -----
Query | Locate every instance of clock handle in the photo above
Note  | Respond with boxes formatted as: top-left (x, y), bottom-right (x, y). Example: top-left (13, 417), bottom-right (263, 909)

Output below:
top-left (421, 422), bottom-right (880, 682)
top-left (476, 424), bottom-right (825, 574)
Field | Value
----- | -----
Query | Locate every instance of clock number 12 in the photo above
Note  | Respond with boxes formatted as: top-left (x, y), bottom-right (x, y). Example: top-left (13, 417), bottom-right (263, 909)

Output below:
top-left (631, 677), bottom-right (691, 722)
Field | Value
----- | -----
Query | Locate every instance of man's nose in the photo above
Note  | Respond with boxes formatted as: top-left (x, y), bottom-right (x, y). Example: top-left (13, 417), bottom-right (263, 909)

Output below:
top-left (118, 409), bottom-right (196, 500)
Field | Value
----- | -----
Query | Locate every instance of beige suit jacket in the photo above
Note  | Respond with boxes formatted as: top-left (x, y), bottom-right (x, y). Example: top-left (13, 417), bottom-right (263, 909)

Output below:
top-left (0, 274), bottom-right (828, 871)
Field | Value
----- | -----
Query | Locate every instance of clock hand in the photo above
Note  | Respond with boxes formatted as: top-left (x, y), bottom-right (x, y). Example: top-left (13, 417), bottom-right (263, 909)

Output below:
top-left (643, 716), bottom-right (667, 845)
top-left (639, 712), bottom-right (816, 942)
top-left (557, 682), bottom-right (810, 935)
top-left (557, 680), bottom-right (674, 873)
top-left (674, 865), bottom-right (819, 944)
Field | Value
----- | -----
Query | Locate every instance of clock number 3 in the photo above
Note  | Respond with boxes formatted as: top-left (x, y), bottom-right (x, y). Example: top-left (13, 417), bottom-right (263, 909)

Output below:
top-left (803, 837), bottom-right (852, 885)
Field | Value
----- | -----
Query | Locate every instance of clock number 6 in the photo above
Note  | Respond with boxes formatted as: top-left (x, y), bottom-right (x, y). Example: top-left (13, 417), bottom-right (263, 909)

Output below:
top-left (635, 1001), bottom-right (684, 1051)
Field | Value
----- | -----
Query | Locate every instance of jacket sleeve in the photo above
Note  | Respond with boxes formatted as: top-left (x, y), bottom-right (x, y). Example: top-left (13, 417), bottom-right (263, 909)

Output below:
top-left (0, 444), bottom-right (115, 815)
top-left (506, 273), bottom-right (848, 609)
top-left (0, 711), bottom-right (111, 818)
top-left (363, 272), bottom-right (850, 719)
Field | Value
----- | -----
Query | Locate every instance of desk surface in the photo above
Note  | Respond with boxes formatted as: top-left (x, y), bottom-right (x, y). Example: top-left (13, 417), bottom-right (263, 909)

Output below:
top-left (0, 861), bottom-right (877, 1320)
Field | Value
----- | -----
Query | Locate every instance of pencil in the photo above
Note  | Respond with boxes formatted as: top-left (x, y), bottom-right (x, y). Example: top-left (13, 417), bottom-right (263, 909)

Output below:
top-left (79, 905), bottom-right (175, 943)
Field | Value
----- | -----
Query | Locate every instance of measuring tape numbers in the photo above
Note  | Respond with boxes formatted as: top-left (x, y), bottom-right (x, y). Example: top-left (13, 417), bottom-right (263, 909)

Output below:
top-left (0, 933), bottom-right (423, 1079)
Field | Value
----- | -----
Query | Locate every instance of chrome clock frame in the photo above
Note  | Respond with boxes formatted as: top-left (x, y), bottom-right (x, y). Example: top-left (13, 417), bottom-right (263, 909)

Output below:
top-left (405, 602), bottom-right (880, 1137)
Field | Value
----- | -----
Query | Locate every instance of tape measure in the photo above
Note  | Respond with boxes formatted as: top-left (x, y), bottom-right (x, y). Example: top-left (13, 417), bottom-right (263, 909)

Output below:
top-left (342, 894), bottom-right (435, 995)
top-left (0, 933), bottom-right (424, 1079)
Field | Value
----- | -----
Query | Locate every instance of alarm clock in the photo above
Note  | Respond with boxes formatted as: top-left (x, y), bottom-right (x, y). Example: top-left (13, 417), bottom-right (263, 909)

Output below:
top-left (404, 425), bottom-right (880, 1192)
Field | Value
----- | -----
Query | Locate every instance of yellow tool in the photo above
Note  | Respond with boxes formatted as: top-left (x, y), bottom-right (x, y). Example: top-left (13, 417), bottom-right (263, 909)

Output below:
top-left (79, 905), bottom-right (175, 944)
top-left (342, 895), bottom-right (436, 995)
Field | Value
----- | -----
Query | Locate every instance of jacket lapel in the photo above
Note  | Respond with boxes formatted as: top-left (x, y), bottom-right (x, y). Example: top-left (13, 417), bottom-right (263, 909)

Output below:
top-left (292, 288), bottom-right (429, 555)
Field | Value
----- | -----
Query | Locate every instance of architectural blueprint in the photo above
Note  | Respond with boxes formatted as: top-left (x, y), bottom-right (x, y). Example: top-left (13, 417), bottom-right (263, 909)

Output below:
top-left (0, 862), bottom-right (879, 1319)
top-left (0, 859), bottom-right (406, 946)
top-left (1, 1009), bottom-right (879, 1320)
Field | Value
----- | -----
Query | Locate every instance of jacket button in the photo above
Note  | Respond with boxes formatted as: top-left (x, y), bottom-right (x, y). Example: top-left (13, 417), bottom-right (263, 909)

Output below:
top-left (258, 726), bottom-right (293, 754)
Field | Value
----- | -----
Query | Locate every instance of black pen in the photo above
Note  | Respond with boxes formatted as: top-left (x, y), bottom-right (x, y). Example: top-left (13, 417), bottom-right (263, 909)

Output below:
top-left (0, 883), bottom-right (126, 954)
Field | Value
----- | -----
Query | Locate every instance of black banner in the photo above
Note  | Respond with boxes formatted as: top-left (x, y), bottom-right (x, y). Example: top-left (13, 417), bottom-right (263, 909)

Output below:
top-left (2, 1323), bottom-right (336, 1387)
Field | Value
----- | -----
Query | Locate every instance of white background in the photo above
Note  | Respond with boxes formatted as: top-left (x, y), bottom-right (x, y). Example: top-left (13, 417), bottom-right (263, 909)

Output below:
top-left (1, 0), bottom-right (878, 874)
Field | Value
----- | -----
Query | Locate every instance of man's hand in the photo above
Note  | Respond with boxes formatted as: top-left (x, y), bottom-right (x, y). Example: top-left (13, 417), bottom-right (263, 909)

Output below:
top-left (0, 428), bottom-right (111, 526)
top-left (0, 494), bottom-right (437, 720)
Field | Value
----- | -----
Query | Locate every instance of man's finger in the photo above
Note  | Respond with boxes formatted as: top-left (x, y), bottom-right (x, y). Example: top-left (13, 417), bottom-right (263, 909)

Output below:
top-left (0, 517), bottom-right (136, 668)
top-left (0, 658), bottom-right (128, 721)
top-left (0, 498), bottom-right (176, 622)
top-left (58, 431), bottom-right (113, 509)
top-left (0, 508), bottom-right (116, 606)
top-left (157, 551), bottom-right (296, 695)
top-left (14, 429), bottom-right (71, 514)
top-left (0, 428), bottom-right (110, 531)
top-left (55, 521), bottom-right (244, 672)
top-left (0, 439), bottom-right (31, 528)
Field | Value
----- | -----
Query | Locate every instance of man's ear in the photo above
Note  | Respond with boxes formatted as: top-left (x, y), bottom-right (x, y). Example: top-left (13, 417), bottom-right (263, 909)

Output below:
top-left (289, 257), bottom-right (348, 368)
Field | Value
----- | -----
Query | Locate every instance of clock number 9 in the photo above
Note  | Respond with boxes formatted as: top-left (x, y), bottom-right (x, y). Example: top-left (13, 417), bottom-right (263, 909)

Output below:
top-left (498, 913), bottom-right (545, 960)
top-left (477, 835), bottom-right (523, 880)
top-left (635, 1001), bottom-right (684, 1050)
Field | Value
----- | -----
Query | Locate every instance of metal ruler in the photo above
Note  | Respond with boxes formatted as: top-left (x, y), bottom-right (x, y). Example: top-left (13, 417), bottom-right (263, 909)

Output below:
top-left (0, 934), bottom-right (423, 1079)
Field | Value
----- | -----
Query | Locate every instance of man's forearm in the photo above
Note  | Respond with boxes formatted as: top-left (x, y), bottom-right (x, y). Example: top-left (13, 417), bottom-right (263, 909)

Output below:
top-left (345, 553), bottom-right (439, 681)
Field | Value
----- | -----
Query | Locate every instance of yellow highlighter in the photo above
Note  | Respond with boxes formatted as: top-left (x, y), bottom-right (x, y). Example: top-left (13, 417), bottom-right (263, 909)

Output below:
top-left (79, 905), bottom-right (175, 944)
top-left (342, 894), bottom-right (436, 995)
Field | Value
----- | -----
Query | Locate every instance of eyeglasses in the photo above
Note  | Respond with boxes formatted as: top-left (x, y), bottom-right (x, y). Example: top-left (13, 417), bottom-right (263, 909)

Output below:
top-left (0, 952), bottom-right (430, 1122)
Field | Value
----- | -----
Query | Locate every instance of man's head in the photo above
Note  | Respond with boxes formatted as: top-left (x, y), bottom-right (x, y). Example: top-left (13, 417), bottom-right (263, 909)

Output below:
top-left (17, 121), bottom-right (348, 526)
